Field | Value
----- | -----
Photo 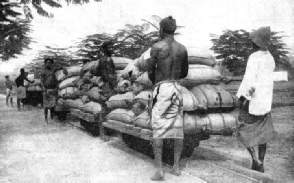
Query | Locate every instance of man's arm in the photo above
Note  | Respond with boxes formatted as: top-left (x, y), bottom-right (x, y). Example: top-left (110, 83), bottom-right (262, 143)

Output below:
top-left (181, 48), bottom-right (189, 79)
top-left (24, 77), bottom-right (34, 84)
top-left (136, 46), bottom-right (157, 72)
top-left (53, 65), bottom-right (68, 75)
top-left (40, 71), bottom-right (46, 91)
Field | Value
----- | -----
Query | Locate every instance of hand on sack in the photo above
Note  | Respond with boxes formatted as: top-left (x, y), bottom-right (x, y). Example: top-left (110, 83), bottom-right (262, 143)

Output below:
top-left (63, 67), bottom-right (68, 75)
top-left (222, 77), bottom-right (232, 84)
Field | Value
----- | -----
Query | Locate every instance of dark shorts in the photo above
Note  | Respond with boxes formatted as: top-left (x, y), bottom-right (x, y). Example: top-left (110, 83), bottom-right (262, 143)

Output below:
top-left (43, 89), bottom-right (57, 108)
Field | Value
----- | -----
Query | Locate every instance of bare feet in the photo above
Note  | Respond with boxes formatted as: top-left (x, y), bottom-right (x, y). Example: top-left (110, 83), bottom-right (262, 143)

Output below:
top-left (171, 166), bottom-right (181, 176)
top-left (150, 171), bottom-right (164, 181)
top-left (45, 118), bottom-right (48, 124)
top-left (252, 160), bottom-right (264, 173)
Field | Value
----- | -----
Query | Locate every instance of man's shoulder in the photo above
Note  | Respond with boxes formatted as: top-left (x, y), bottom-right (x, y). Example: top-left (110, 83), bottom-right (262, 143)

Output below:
top-left (152, 40), bottom-right (187, 50)
top-left (152, 41), bottom-right (166, 49)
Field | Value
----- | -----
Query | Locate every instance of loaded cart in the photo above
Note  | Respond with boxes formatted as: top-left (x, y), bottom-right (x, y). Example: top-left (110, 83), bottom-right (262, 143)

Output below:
top-left (101, 108), bottom-right (240, 163)
top-left (98, 48), bottom-right (241, 164)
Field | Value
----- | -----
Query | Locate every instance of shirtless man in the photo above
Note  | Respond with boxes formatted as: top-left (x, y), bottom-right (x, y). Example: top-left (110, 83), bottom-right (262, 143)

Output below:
top-left (137, 16), bottom-right (188, 181)
top-left (15, 68), bottom-right (34, 111)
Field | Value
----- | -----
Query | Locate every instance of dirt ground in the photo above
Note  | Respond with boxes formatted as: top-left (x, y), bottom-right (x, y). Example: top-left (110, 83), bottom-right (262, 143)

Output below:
top-left (0, 88), bottom-right (293, 182)
top-left (0, 95), bottom-right (205, 183)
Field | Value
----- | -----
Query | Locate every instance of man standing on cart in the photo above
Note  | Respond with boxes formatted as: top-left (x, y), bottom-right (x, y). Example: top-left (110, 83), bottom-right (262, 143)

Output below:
top-left (40, 58), bottom-right (68, 123)
top-left (136, 16), bottom-right (188, 181)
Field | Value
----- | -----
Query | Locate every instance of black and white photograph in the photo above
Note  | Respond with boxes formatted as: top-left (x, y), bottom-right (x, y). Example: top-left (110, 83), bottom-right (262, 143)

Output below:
top-left (0, 0), bottom-right (293, 182)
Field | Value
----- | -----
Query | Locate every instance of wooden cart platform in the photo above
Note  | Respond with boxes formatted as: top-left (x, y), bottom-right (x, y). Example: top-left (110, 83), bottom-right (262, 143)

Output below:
top-left (70, 108), bottom-right (103, 136)
top-left (102, 120), bottom-right (153, 141)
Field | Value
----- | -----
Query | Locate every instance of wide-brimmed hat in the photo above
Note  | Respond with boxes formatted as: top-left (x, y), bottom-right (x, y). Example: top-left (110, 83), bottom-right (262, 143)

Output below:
top-left (249, 26), bottom-right (271, 49)
top-left (44, 58), bottom-right (54, 64)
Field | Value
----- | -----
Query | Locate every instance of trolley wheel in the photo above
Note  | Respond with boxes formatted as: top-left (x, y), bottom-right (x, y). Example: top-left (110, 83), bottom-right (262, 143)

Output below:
top-left (91, 123), bottom-right (100, 137)
top-left (182, 145), bottom-right (195, 158)
top-left (56, 111), bottom-right (68, 121)
top-left (122, 133), bottom-right (135, 148)
top-left (80, 120), bottom-right (101, 137)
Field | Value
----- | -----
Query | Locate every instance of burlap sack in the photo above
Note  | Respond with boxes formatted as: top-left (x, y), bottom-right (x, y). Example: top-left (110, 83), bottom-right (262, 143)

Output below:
top-left (80, 61), bottom-right (99, 76)
top-left (112, 57), bottom-right (133, 70)
top-left (80, 101), bottom-right (102, 115)
top-left (106, 109), bottom-right (135, 124)
top-left (133, 110), bottom-right (151, 129)
top-left (190, 84), bottom-right (236, 110)
top-left (187, 48), bottom-right (216, 66)
top-left (59, 76), bottom-right (80, 90)
top-left (134, 90), bottom-right (152, 107)
top-left (181, 86), bottom-right (203, 111)
top-left (106, 91), bottom-right (135, 109)
top-left (65, 98), bottom-right (84, 109)
top-left (85, 87), bottom-right (103, 102)
top-left (55, 65), bottom-right (82, 81)
top-left (179, 65), bottom-right (223, 87)
top-left (58, 87), bottom-right (79, 99)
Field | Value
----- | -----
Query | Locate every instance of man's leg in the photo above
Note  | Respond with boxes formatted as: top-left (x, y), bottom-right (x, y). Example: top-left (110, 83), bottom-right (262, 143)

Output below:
top-left (50, 107), bottom-right (55, 120)
top-left (6, 90), bottom-right (10, 106)
top-left (6, 96), bottom-right (9, 106)
top-left (10, 97), bottom-right (13, 107)
top-left (172, 139), bottom-right (183, 176)
top-left (44, 107), bottom-right (49, 124)
top-left (247, 147), bottom-right (262, 171)
top-left (151, 139), bottom-right (164, 181)
top-left (17, 99), bottom-right (21, 111)
top-left (257, 143), bottom-right (267, 172)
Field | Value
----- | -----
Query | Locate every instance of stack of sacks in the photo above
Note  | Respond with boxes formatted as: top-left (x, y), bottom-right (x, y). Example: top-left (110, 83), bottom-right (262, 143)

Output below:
top-left (56, 65), bottom-right (82, 100)
top-left (179, 48), bottom-right (222, 88)
top-left (106, 48), bottom-right (154, 128)
top-left (127, 48), bottom-right (238, 134)
top-left (74, 61), bottom-right (104, 115)
top-left (66, 57), bottom-right (132, 116)
top-left (106, 91), bottom-right (135, 124)
top-left (105, 57), bottom-right (141, 124)
top-left (26, 79), bottom-right (43, 91)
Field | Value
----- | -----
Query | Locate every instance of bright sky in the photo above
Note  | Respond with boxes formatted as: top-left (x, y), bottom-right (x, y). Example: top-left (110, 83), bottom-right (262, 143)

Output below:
top-left (1, 0), bottom-right (294, 73)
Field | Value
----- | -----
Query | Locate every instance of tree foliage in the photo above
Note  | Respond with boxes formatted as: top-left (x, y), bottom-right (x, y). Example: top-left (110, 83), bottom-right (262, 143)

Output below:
top-left (0, 0), bottom-right (32, 61)
top-left (76, 15), bottom-right (183, 60)
top-left (1, 0), bottom-right (102, 62)
top-left (210, 29), bottom-right (290, 76)
top-left (21, 0), bottom-right (102, 18)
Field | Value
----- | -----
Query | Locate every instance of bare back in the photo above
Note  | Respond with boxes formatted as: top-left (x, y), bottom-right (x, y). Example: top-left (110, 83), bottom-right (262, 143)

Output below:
top-left (150, 38), bottom-right (188, 84)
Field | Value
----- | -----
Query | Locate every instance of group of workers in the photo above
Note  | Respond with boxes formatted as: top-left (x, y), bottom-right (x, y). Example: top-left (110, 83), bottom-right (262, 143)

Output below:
top-left (4, 16), bottom-right (276, 181)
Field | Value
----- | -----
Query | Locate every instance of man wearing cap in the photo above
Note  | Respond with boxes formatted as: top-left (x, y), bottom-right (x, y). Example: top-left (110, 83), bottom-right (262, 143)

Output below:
top-left (15, 68), bottom-right (34, 111)
top-left (137, 16), bottom-right (188, 181)
top-left (237, 27), bottom-right (275, 173)
top-left (41, 58), bottom-right (68, 123)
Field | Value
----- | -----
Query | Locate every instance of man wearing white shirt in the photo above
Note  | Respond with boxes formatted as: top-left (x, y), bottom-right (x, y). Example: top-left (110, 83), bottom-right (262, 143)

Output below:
top-left (236, 26), bottom-right (275, 173)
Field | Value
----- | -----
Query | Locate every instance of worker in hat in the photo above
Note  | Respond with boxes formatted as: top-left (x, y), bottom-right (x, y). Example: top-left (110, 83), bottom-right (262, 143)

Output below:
top-left (236, 27), bottom-right (275, 173)
top-left (136, 16), bottom-right (188, 181)
top-left (41, 58), bottom-right (68, 123)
